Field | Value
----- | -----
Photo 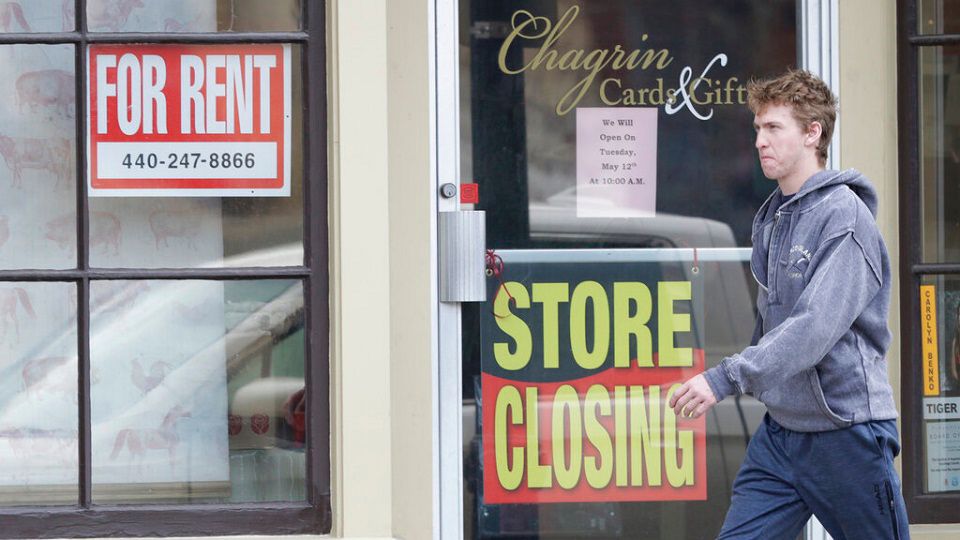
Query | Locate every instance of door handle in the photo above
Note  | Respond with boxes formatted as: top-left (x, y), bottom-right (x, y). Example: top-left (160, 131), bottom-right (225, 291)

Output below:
top-left (439, 210), bottom-right (486, 302)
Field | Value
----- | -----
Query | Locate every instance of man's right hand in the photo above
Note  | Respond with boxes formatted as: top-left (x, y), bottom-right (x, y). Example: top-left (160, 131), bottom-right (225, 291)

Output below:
top-left (668, 374), bottom-right (718, 420)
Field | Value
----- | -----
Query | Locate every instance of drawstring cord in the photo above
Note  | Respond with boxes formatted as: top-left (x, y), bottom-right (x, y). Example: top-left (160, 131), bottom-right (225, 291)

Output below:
top-left (486, 249), bottom-right (515, 319)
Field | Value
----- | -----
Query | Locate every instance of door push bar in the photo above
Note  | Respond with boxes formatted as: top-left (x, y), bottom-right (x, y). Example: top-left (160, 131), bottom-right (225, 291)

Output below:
top-left (439, 210), bottom-right (486, 302)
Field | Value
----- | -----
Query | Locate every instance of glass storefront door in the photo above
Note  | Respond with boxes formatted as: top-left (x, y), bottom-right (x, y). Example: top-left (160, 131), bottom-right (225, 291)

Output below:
top-left (453, 1), bottom-right (801, 538)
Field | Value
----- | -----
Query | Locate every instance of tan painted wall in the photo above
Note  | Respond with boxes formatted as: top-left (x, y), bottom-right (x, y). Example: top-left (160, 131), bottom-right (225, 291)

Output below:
top-left (838, 0), bottom-right (899, 402)
top-left (329, 0), bottom-right (439, 535)
top-left (385, 0), bottom-right (439, 537)
top-left (328, 0), bottom-right (395, 537)
top-left (840, 1), bottom-right (958, 537)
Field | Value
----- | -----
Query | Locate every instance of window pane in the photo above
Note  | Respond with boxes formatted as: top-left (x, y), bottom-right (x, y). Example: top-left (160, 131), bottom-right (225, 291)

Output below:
top-left (460, 0), bottom-right (795, 536)
top-left (0, 1), bottom-right (73, 32)
top-left (0, 282), bottom-right (78, 506)
top-left (91, 279), bottom-right (306, 504)
top-left (918, 0), bottom-right (960, 34)
top-left (0, 44), bottom-right (77, 270)
top-left (86, 0), bottom-right (301, 32)
top-left (87, 45), bottom-right (304, 269)
top-left (918, 276), bottom-right (960, 494)
top-left (919, 45), bottom-right (960, 263)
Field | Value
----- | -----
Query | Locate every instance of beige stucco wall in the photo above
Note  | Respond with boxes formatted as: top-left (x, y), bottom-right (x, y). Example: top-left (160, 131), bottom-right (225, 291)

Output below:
top-left (840, 1), bottom-right (960, 538)
top-left (839, 0), bottom-right (900, 406)
top-left (330, 0), bottom-right (437, 536)
top-left (328, 0), bottom-right (397, 538)
top-left (385, 0), bottom-right (438, 538)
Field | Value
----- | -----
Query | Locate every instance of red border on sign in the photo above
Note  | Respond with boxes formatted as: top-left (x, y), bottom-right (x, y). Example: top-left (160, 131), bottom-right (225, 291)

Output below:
top-left (87, 44), bottom-right (288, 192)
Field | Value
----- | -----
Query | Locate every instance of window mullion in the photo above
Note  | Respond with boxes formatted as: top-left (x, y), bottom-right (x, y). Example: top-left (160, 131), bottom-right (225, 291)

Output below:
top-left (913, 263), bottom-right (960, 275)
top-left (75, 0), bottom-right (92, 509)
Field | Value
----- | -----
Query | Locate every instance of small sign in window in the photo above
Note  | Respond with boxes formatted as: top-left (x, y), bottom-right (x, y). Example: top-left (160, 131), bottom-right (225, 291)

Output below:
top-left (87, 43), bottom-right (292, 197)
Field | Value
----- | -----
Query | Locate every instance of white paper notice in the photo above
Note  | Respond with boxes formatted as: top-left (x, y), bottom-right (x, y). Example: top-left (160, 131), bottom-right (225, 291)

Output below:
top-left (576, 107), bottom-right (658, 218)
top-left (927, 421), bottom-right (960, 492)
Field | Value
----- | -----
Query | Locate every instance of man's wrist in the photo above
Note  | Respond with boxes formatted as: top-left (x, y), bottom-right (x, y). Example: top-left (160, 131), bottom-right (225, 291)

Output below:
top-left (703, 365), bottom-right (736, 402)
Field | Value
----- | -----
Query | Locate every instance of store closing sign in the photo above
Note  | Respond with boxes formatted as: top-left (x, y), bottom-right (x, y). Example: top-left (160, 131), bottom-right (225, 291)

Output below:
top-left (87, 44), bottom-right (291, 197)
top-left (479, 251), bottom-right (707, 504)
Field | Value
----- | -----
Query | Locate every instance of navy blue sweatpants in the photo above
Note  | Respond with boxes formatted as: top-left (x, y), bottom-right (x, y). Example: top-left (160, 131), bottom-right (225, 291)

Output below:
top-left (717, 414), bottom-right (909, 540)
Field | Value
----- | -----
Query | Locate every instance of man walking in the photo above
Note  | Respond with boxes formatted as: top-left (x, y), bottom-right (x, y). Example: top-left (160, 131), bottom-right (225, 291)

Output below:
top-left (669, 69), bottom-right (909, 539)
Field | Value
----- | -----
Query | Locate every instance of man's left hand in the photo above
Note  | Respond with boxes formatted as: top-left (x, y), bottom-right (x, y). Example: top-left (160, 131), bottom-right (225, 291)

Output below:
top-left (669, 374), bottom-right (718, 419)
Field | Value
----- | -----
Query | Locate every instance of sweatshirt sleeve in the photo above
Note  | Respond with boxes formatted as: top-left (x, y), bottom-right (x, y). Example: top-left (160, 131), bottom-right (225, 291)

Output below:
top-left (703, 232), bottom-right (881, 402)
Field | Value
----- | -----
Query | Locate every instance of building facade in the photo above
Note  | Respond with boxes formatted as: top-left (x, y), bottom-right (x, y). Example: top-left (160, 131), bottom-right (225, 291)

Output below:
top-left (0, 0), bottom-right (957, 539)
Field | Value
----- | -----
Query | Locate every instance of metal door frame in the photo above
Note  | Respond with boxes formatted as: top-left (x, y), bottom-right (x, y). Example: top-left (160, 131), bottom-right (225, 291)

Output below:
top-left (433, 1), bottom-right (840, 539)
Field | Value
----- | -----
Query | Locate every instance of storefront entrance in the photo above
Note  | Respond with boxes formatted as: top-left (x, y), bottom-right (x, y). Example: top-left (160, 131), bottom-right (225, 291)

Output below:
top-left (436, 1), bottom-right (838, 538)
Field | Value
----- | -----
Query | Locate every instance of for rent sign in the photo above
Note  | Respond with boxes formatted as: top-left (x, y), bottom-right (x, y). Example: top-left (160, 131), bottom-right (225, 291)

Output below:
top-left (87, 44), bottom-right (291, 197)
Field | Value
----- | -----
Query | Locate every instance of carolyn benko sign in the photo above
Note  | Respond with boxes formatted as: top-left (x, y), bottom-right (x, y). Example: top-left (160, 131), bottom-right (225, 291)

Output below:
top-left (87, 44), bottom-right (291, 197)
top-left (480, 250), bottom-right (706, 504)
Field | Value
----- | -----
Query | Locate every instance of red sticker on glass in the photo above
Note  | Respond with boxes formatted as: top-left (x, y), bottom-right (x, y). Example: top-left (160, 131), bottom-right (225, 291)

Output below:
top-left (460, 183), bottom-right (479, 204)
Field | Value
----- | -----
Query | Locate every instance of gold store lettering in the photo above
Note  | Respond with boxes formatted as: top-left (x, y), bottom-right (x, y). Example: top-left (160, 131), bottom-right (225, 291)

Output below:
top-left (498, 5), bottom-right (674, 115)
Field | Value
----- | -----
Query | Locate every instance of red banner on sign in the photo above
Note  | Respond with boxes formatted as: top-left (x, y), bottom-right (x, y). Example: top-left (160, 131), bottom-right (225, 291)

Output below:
top-left (482, 350), bottom-right (707, 504)
top-left (87, 43), bottom-right (291, 197)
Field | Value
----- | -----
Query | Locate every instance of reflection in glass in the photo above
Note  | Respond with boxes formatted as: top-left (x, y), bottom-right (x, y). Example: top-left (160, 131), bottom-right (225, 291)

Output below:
top-left (919, 45), bottom-right (960, 263)
top-left (0, 1), bottom-right (73, 33)
top-left (0, 282), bottom-right (77, 505)
top-left (90, 279), bottom-right (305, 504)
top-left (86, 0), bottom-right (301, 32)
top-left (463, 1), bottom-right (797, 250)
top-left (918, 0), bottom-right (960, 35)
top-left (88, 46), bottom-right (304, 269)
top-left (462, 255), bottom-right (762, 539)
top-left (0, 45), bottom-right (77, 270)
top-left (460, 0), bottom-right (795, 536)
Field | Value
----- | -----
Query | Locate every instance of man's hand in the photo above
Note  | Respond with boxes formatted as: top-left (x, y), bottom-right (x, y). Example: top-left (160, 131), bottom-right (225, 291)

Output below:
top-left (669, 374), bottom-right (718, 419)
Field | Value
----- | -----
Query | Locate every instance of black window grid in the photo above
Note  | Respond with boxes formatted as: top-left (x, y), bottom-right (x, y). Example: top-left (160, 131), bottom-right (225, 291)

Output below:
top-left (898, 0), bottom-right (960, 525)
top-left (0, 0), bottom-right (330, 536)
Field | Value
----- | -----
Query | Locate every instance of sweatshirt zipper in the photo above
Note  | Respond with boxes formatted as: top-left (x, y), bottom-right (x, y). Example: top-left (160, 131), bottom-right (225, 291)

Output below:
top-left (768, 210), bottom-right (782, 299)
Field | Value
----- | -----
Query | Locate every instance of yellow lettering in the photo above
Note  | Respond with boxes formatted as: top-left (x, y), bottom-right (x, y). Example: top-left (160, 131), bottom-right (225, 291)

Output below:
top-left (551, 385), bottom-right (582, 489)
top-left (629, 385), bottom-right (662, 486)
top-left (493, 282), bottom-right (532, 370)
top-left (664, 384), bottom-right (695, 487)
top-left (638, 46), bottom-right (673, 70)
top-left (584, 385), bottom-right (613, 489)
top-left (496, 10), bottom-right (551, 75)
top-left (689, 77), bottom-right (713, 106)
top-left (557, 48), bottom-right (584, 70)
top-left (599, 78), bottom-right (623, 105)
top-left (614, 386), bottom-right (628, 486)
top-left (613, 282), bottom-right (653, 368)
top-left (570, 281), bottom-right (610, 370)
top-left (525, 386), bottom-right (552, 488)
top-left (494, 385), bottom-right (524, 490)
top-left (658, 281), bottom-right (693, 367)
top-left (533, 283), bottom-right (569, 369)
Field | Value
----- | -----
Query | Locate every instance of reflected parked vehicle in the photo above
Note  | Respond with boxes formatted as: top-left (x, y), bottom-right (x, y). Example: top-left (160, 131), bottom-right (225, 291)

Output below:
top-left (462, 192), bottom-right (766, 538)
top-left (0, 244), bottom-right (307, 505)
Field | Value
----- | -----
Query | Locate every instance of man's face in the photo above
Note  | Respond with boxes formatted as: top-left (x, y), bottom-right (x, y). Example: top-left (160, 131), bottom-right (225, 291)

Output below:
top-left (753, 103), bottom-right (819, 181)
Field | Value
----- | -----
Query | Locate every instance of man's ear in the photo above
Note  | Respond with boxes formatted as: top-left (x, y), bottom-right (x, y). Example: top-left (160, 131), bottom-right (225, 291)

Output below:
top-left (806, 121), bottom-right (823, 147)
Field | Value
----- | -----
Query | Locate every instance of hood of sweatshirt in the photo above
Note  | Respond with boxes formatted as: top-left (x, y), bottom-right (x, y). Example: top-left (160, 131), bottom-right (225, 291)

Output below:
top-left (750, 169), bottom-right (879, 290)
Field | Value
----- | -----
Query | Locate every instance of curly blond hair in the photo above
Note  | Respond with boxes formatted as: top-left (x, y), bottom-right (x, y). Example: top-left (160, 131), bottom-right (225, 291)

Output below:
top-left (747, 69), bottom-right (838, 165)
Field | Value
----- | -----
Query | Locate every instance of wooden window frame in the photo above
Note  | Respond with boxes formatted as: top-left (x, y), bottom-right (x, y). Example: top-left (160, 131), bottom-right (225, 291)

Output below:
top-left (0, 0), bottom-right (330, 537)
top-left (897, 0), bottom-right (960, 524)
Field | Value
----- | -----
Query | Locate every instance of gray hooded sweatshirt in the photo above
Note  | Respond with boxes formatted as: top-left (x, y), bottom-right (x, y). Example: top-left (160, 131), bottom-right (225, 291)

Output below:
top-left (704, 169), bottom-right (898, 432)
